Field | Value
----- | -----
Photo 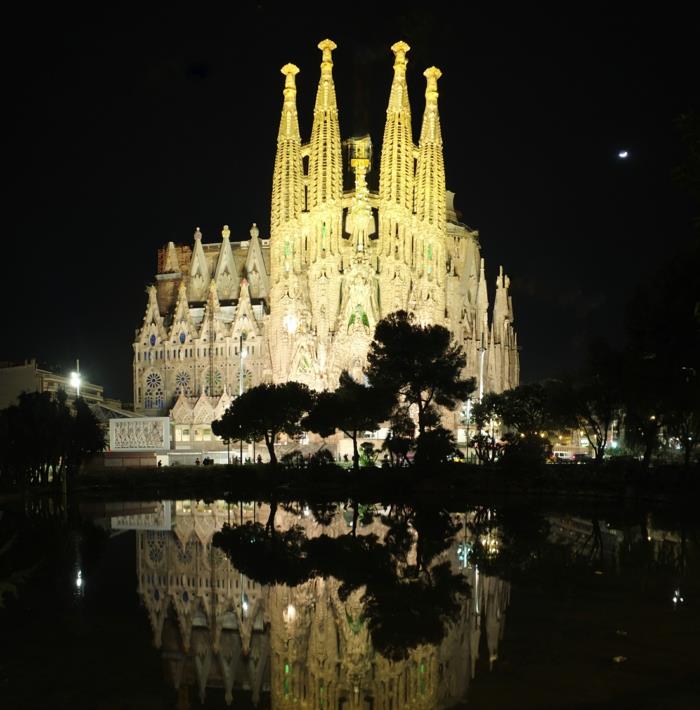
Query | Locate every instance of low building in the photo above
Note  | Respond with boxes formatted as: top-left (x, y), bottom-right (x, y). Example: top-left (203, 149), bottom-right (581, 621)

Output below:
top-left (0, 359), bottom-right (103, 409)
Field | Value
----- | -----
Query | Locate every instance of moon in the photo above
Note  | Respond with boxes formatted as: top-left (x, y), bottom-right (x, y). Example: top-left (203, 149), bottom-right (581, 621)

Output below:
top-left (618, 150), bottom-right (629, 159)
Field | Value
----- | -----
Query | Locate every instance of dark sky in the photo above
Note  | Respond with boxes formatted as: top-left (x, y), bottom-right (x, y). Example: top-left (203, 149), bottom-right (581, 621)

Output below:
top-left (5, 4), bottom-right (698, 402)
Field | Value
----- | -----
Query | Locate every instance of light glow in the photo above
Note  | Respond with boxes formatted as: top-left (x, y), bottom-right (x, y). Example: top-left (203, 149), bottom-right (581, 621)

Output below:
top-left (283, 314), bottom-right (298, 334)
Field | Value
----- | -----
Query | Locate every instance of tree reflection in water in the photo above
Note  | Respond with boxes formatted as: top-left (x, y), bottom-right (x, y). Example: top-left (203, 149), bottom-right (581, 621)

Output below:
top-left (124, 500), bottom-right (512, 708)
top-left (213, 501), bottom-right (470, 661)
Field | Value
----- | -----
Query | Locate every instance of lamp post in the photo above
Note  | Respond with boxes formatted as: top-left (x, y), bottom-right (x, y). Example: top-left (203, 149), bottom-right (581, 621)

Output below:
top-left (239, 333), bottom-right (247, 464)
top-left (464, 396), bottom-right (472, 462)
top-left (70, 359), bottom-right (81, 399)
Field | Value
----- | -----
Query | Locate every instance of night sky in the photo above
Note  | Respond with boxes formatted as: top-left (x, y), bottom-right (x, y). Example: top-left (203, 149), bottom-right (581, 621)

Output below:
top-left (5, 5), bottom-right (698, 403)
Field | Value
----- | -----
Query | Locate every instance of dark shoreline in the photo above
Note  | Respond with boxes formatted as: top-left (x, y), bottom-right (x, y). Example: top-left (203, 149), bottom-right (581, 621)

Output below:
top-left (74, 462), bottom-right (700, 505)
top-left (2, 462), bottom-right (697, 511)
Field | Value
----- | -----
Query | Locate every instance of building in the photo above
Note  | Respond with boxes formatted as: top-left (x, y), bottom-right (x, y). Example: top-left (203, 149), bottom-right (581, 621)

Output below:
top-left (133, 40), bottom-right (519, 447)
top-left (0, 359), bottom-right (103, 409)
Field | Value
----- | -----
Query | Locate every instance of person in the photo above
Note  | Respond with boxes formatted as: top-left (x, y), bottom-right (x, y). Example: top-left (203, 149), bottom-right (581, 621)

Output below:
top-left (157, 460), bottom-right (162, 467)
top-left (257, 454), bottom-right (262, 464)
top-left (195, 457), bottom-right (201, 466)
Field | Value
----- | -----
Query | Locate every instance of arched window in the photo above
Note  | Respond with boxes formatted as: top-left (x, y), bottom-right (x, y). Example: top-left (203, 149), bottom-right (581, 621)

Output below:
top-left (174, 370), bottom-right (191, 396)
top-left (144, 372), bottom-right (164, 408)
top-left (203, 369), bottom-right (223, 396)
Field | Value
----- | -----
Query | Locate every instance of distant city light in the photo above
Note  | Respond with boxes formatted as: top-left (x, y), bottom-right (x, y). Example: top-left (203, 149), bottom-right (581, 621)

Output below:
top-left (618, 150), bottom-right (629, 159)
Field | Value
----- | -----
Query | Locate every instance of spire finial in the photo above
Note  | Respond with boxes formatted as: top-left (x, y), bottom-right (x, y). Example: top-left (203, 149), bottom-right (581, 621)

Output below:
top-left (250, 223), bottom-right (259, 239)
top-left (391, 41), bottom-right (410, 70)
top-left (318, 39), bottom-right (337, 73)
top-left (424, 66), bottom-right (442, 103)
top-left (222, 225), bottom-right (230, 240)
top-left (194, 227), bottom-right (202, 241)
top-left (281, 63), bottom-right (300, 100)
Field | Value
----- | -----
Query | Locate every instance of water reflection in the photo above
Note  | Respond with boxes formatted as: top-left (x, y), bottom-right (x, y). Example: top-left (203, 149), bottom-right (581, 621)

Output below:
top-left (117, 501), bottom-right (510, 708)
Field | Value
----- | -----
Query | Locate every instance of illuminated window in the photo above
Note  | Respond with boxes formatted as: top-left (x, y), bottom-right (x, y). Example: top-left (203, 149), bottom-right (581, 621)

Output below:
top-left (174, 370), bottom-right (191, 396)
top-left (144, 372), bottom-right (164, 408)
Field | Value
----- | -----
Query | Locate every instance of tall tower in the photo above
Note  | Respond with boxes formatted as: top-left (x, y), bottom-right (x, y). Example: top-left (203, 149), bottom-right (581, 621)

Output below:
top-left (305, 39), bottom-right (345, 388)
top-left (377, 41), bottom-right (415, 317)
top-left (411, 66), bottom-right (447, 325)
top-left (269, 63), bottom-right (307, 383)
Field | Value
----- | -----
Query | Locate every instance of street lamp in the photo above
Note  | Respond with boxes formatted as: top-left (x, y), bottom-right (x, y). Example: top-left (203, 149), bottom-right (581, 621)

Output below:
top-left (239, 333), bottom-right (248, 396)
top-left (70, 359), bottom-right (81, 398)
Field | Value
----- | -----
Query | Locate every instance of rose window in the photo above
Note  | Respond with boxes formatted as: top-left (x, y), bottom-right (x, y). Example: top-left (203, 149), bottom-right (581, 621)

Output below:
top-left (144, 372), bottom-right (164, 408)
top-left (174, 371), bottom-right (191, 396)
top-left (203, 369), bottom-right (223, 396)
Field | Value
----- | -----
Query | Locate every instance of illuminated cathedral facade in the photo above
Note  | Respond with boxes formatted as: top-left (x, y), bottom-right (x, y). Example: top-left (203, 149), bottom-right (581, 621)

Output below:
top-left (133, 40), bottom-right (519, 439)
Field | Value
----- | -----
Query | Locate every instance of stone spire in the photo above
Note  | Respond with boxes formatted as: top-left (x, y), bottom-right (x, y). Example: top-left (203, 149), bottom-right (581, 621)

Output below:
top-left (415, 67), bottom-right (446, 230)
top-left (492, 265), bottom-right (510, 342)
top-left (379, 41), bottom-right (414, 217)
top-left (308, 40), bottom-right (343, 209)
top-left (271, 63), bottom-right (304, 235)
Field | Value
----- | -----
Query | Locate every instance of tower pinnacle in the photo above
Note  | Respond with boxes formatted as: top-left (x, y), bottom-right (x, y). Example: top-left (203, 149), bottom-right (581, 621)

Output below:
top-left (318, 39), bottom-right (337, 73)
top-left (308, 39), bottom-right (342, 209)
top-left (271, 62), bottom-right (303, 234)
top-left (415, 66), bottom-right (445, 228)
top-left (379, 41), bottom-right (414, 235)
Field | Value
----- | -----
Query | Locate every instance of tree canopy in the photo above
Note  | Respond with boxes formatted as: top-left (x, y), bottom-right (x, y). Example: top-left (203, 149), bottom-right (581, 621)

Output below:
top-left (303, 370), bottom-right (393, 471)
top-left (212, 381), bottom-right (313, 465)
top-left (366, 311), bottom-right (475, 437)
top-left (0, 391), bottom-right (105, 490)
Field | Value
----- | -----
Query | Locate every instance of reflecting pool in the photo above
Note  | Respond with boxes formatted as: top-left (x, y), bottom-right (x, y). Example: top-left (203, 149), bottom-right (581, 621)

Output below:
top-left (1, 499), bottom-right (698, 708)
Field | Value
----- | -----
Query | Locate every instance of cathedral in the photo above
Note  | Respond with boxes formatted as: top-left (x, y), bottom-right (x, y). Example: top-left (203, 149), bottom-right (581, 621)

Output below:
top-left (133, 40), bottom-right (519, 443)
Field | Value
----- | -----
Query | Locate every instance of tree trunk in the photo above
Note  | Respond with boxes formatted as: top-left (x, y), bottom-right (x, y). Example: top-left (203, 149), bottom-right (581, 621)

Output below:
top-left (264, 432), bottom-right (277, 465)
top-left (266, 500), bottom-right (278, 535)
top-left (352, 434), bottom-right (360, 472)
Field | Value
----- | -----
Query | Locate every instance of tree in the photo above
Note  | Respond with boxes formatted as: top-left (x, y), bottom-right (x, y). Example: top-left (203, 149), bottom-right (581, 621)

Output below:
top-left (303, 371), bottom-right (393, 471)
top-left (663, 366), bottom-right (700, 467)
top-left (0, 391), bottom-right (104, 490)
top-left (366, 311), bottom-right (475, 436)
top-left (624, 241), bottom-right (699, 466)
top-left (468, 393), bottom-right (503, 464)
top-left (212, 382), bottom-right (313, 465)
top-left (413, 427), bottom-right (459, 467)
top-left (64, 397), bottom-right (106, 479)
top-left (550, 342), bottom-right (624, 462)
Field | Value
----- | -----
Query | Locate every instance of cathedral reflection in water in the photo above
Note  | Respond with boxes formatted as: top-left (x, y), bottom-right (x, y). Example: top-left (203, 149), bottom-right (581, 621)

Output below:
top-left (112, 501), bottom-right (510, 708)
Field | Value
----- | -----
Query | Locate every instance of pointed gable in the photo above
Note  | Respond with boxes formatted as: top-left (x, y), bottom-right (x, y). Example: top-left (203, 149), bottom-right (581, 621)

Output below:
top-left (213, 389), bottom-right (233, 421)
top-left (141, 285), bottom-right (167, 344)
top-left (168, 280), bottom-right (194, 344)
top-left (162, 241), bottom-right (181, 273)
top-left (192, 393), bottom-right (215, 425)
top-left (170, 393), bottom-right (194, 425)
top-left (214, 225), bottom-right (240, 300)
top-left (245, 223), bottom-right (270, 299)
top-left (232, 279), bottom-right (261, 339)
top-left (188, 227), bottom-right (211, 301)
top-left (201, 279), bottom-right (228, 342)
